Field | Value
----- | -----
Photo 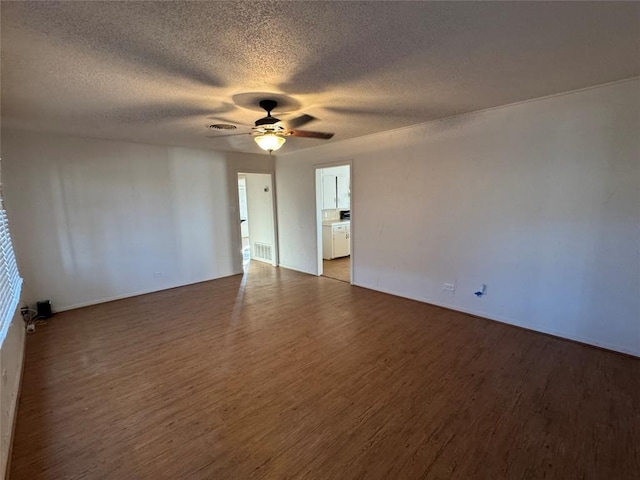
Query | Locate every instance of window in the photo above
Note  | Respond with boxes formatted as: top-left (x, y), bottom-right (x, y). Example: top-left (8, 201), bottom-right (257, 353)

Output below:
top-left (0, 208), bottom-right (22, 344)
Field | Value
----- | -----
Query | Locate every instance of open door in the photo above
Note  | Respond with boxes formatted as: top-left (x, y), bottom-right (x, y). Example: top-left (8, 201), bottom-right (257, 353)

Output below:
top-left (237, 172), bottom-right (277, 270)
top-left (316, 164), bottom-right (352, 283)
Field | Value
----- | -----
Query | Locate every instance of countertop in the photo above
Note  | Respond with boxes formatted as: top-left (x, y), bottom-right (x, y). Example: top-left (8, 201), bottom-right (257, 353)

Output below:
top-left (322, 219), bottom-right (350, 226)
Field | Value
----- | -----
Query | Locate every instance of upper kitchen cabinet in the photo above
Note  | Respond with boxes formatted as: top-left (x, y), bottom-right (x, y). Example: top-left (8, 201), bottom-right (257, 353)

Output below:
top-left (321, 165), bottom-right (350, 209)
top-left (322, 175), bottom-right (337, 209)
top-left (336, 175), bottom-right (350, 209)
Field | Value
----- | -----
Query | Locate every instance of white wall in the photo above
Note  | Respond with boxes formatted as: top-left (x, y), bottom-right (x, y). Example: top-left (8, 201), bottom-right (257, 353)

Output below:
top-left (245, 173), bottom-right (276, 264)
top-left (276, 79), bottom-right (640, 356)
top-left (1, 129), bottom-right (270, 310)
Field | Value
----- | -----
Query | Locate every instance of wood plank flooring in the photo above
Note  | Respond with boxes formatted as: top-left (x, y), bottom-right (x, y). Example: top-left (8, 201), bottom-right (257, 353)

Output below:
top-left (322, 256), bottom-right (350, 283)
top-left (9, 263), bottom-right (640, 479)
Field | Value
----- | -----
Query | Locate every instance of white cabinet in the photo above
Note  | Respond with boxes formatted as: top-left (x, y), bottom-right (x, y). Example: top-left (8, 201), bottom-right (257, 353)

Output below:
top-left (322, 221), bottom-right (350, 260)
top-left (322, 170), bottom-right (350, 209)
top-left (322, 175), bottom-right (337, 209)
top-left (333, 230), bottom-right (350, 258)
top-left (337, 175), bottom-right (350, 209)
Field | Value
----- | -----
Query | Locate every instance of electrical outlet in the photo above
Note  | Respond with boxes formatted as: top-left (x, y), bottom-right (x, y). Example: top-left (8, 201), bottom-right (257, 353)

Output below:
top-left (153, 272), bottom-right (162, 278)
top-left (442, 282), bottom-right (456, 293)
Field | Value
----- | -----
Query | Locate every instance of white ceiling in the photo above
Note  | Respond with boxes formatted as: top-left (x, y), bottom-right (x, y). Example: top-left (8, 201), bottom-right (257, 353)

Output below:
top-left (2, 1), bottom-right (639, 155)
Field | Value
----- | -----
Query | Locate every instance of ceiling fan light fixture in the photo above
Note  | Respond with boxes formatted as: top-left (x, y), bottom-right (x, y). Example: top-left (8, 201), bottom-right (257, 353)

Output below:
top-left (254, 133), bottom-right (285, 152)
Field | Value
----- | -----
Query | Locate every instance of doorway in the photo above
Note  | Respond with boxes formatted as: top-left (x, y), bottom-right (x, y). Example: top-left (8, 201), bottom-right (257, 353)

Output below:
top-left (316, 164), bottom-right (351, 283)
top-left (237, 172), bottom-right (277, 271)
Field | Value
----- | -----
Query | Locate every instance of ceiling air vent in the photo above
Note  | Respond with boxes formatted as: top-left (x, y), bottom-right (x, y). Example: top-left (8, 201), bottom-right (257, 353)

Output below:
top-left (208, 124), bottom-right (237, 130)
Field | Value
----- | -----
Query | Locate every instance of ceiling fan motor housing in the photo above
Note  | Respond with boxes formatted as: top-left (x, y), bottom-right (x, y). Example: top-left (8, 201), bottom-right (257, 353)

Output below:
top-left (255, 116), bottom-right (281, 127)
top-left (255, 99), bottom-right (281, 127)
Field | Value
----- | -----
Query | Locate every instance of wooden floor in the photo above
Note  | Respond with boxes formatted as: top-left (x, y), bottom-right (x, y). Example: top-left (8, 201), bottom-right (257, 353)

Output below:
top-left (322, 256), bottom-right (350, 283)
top-left (10, 264), bottom-right (640, 479)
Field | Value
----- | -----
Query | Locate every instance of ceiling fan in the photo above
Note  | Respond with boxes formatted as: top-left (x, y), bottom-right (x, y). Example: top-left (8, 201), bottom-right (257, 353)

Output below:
top-left (208, 99), bottom-right (334, 153)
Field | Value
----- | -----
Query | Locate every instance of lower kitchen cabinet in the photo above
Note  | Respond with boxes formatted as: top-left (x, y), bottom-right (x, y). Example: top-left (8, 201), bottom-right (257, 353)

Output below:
top-left (322, 221), bottom-right (350, 260)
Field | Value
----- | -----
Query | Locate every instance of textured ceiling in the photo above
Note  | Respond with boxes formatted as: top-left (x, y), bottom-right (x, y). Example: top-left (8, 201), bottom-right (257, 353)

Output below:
top-left (1, 1), bottom-right (639, 155)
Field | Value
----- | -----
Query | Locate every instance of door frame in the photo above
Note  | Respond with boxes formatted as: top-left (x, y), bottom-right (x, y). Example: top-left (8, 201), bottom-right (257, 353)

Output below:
top-left (314, 160), bottom-right (353, 283)
top-left (234, 170), bottom-right (279, 269)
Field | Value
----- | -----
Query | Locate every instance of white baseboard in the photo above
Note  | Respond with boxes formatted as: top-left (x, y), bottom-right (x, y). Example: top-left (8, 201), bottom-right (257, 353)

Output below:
top-left (53, 271), bottom-right (242, 313)
top-left (278, 264), bottom-right (314, 275)
top-left (354, 280), bottom-right (639, 358)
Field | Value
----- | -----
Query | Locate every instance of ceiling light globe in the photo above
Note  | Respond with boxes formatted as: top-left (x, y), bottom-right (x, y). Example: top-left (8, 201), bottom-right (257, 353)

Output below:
top-left (254, 133), bottom-right (285, 152)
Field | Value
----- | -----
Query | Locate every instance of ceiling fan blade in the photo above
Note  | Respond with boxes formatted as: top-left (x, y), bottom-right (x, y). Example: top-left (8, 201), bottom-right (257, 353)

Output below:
top-left (290, 130), bottom-right (334, 140)
top-left (285, 114), bottom-right (317, 129)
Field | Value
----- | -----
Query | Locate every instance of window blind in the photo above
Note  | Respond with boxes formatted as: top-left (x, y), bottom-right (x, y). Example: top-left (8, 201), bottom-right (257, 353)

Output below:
top-left (0, 209), bottom-right (22, 344)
